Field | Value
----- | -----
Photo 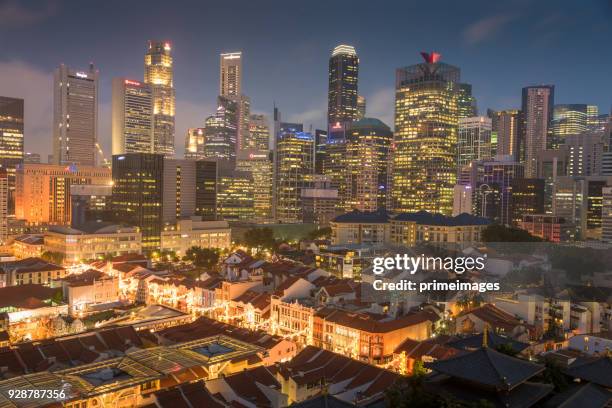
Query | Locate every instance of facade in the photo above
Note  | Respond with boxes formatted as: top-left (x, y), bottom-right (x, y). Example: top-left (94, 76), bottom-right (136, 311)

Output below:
top-left (457, 82), bottom-right (478, 119)
top-left (15, 164), bottom-right (111, 225)
top-left (552, 104), bottom-right (591, 143)
top-left (519, 214), bottom-right (575, 242)
top-left (327, 44), bottom-right (359, 124)
top-left (195, 160), bottom-right (217, 221)
top-left (301, 176), bottom-right (341, 226)
top-left (203, 96), bottom-right (238, 168)
top-left (247, 114), bottom-right (270, 151)
top-left (53, 64), bottom-right (98, 167)
top-left (489, 109), bottom-right (520, 158)
top-left (452, 184), bottom-right (473, 216)
top-left (216, 171), bottom-right (255, 221)
top-left (111, 78), bottom-right (154, 155)
top-left (0, 170), bottom-right (6, 243)
top-left (44, 224), bottom-right (141, 264)
top-left (391, 53), bottom-right (460, 215)
top-left (521, 85), bottom-right (554, 177)
top-left (236, 150), bottom-right (273, 221)
top-left (0, 258), bottom-right (67, 286)
top-left (0, 96), bottom-right (24, 215)
top-left (457, 116), bottom-right (493, 169)
top-left (111, 153), bottom-right (163, 253)
top-left (70, 184), bottom-right (112, 229)
top-left (603, 187), bottom-right (612, 242)
top-left (469, 156), bottom-right (525, 225)
top-left (184, 128), bottom-right (206, 159)
top-left (509, 178), bottom-right (545, 226)
top-left (356, 95), bottom-right (366, 119)
top-left (162, 158), bottom-right (198, 223)
top-left (553, 176), bottom-right (612, 240)
top-left (562, 131), bottom-right (606, 177)
top-left (331, 209), bottom-right (490, 246)
top-left (144, 40), bottom-right (175, 157)
top-left (220, 52), bottom-right (242, 97)
top-left (161, 219), bottom-right (231, 256)
top-left (274, 127), bottom-right (314, 223)
top-left (346, 118), bottom-right (393, 210)
top-left (314, 129), bottom-right (327, 175)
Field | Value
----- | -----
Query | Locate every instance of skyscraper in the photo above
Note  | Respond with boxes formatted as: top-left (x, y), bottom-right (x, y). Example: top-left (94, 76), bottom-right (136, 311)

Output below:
top-left (390, 52), bottom-right (459, 215)
top-left (144, 40), bottom-right (175, 157)
top-left (328, 44), bottom-right (359, 125)
top-left (236, 150), bottom-right (273, 221)
top-left (274, 124), bottom-right (314, 223)
top-left (457, 83), bottom-right (478, 119)
top-left (220, 52), bottom-right (249, 153)
top-left (203, 96), bottom-right (238, 170)
top-left (53, 64), bottom-right (98, 166)
top-left (220, 52), bottom-right (242, 97)
top-left (489, 109), bottom-right (520, 158)
top-left (356, 95), bottom-right (366, 120)
top-left (111, 153), bottom-right (164, 253)
top-left (111, 78), bottom-right (154, 155)
top-left (552, 104), bottom-right (589, 145)
top-left (184, 128), bottom-right (206, 160)
top-left (521, 85), bottom-right (554, 177)
top-left (247, 114), bottom-right (270, 151)
top-left (346, 118), bottom-right (393, 210)
top-left (458, 116), bottom-right (492, 169)
top-left (0, 96), bottom-right (24, 215)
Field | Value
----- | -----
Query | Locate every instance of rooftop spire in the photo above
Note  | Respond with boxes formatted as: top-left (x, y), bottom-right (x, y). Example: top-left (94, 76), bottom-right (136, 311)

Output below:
top-left (420, 51), bottom-right (441, 64)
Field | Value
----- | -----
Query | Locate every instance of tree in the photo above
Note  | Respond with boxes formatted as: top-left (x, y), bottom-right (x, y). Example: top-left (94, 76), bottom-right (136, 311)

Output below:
top-left (307, 227), bottom-right (332, 240)
top-left (481, 224), bottom-right (542, 243)
top-left (243, 227), bottom-right (277, 250)
top-left (41, 251), bottom-right (65, 265)
top-left (51, 289), bottom-right (64, 305)
top-left (184, 247), bottom-right (220, 269)
top-left (495, 343), bottom-right (518, 357)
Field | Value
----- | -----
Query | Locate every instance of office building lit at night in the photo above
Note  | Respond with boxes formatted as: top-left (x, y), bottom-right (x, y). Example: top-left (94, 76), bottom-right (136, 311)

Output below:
top-left (144, 40), bottom-right (176, 157)
top-left (111, 78), bottom-right (154, 155)
top-left (390, 52), bottom-right (459, 215)
top-left (53, 64), bottom-right (98, 166)
top-left (328, 44), bottom-right (359, 124)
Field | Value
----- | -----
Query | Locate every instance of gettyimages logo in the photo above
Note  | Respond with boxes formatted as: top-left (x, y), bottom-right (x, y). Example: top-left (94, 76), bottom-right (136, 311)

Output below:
top-left (372, 254), bottom-right (487, 275)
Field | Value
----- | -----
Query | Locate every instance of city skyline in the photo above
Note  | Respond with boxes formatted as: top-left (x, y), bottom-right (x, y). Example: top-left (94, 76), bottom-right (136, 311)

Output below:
top-left (0, 0), bottom-right (610, 160)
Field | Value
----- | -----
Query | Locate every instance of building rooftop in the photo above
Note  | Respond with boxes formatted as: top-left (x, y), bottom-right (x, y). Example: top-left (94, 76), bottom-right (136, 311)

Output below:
top-left (425, 347), bottom-right (545, 391)
top-left (0, 284), bottom-right (59, 310)
top-left (315, 307), bottom-right (433, 334)
top-left (565, 356), bottom-right (612, 388)
top-left (332, 209), bottom-right (490, 226)
top-left (0, 258), bottom-right (64, 275)
top-left (49, 222), bottom-right (138, 235)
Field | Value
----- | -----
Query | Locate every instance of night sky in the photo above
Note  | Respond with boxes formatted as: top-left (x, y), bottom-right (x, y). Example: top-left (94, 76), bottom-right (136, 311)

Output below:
top-left (0, 0), bottom-right (610, 159)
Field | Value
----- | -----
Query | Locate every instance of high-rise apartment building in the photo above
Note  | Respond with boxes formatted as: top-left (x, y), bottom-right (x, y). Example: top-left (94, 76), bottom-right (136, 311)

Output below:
top-left (521, 85), bottom-right (554, 177)
top-left (328, 45), bottom-right (359, 124)
top-left (563, 131), bottom-right (606, 177)
top-left (111, 153), bottom-right (164, 252)
top-left (111, 78), bottom-right (154, 155)
top-left (144, 41), bottom-right (175, 157)
top-left (390, 52), bottom-right (459, 215)
top-left (15, 164), bottom-right (111, 225)
top-left (314, 129), bottom-right (328, 175)
top-left (274, 125), bottom-right (314, 223)
top-left (509, 178), bottom-right (545, 225)
top-left (489, 109), bottom-right (520, 158)
top-left (0, 96), bottom-right (24, 215)
top-left (458, 116), bottom-right (492, 169)
top-left (53, 64), bottom-right (98, 166)
top-left (247, 114), bottom-right (270, 151)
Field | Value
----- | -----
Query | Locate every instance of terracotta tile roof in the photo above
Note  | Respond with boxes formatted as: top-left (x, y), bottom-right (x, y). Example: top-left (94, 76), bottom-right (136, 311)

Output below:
top-left (0, 284), bottom-right (58, 310)
top-left (458, 303), bottom-right (524, 332)
top-left (223, 366), bottom-right (280, 405)
top-left (316, 308), bottom-right (433, 333)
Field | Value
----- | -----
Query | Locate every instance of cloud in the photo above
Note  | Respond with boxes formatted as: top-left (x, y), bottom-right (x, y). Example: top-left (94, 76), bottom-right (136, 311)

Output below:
top-left (286, 105), bottom-right (326, 131)
top-left (463, 13), bottom-right (517, 45)
top-left (0, 1), bottom-right (57, 28)
top-left (0, 60), bottom-right (53, 158)
top-left (365, 87), bottom-right (394, 128)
